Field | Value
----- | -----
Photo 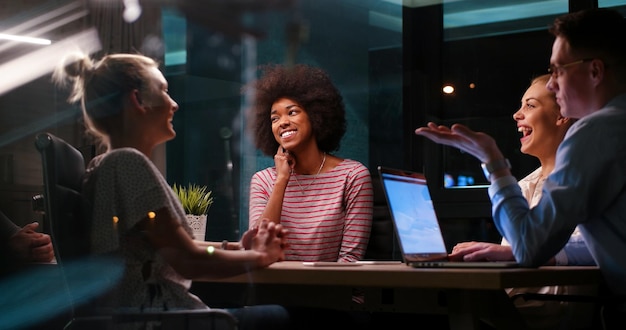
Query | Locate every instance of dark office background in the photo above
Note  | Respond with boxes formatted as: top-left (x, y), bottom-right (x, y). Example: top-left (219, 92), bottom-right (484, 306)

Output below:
top-left (1, 0), bottom-right (625, 248)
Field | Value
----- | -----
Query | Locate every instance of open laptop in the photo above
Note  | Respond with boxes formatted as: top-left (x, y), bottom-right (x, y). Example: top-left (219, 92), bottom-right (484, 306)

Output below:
top-left (377, 166), bottom-right (518, 268)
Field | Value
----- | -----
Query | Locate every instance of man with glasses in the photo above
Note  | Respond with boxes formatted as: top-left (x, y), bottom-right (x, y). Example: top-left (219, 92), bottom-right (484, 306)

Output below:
top-left (415, 8), bottom-right (626, 328)
top-left (548, 58), bottom-right (593, 78)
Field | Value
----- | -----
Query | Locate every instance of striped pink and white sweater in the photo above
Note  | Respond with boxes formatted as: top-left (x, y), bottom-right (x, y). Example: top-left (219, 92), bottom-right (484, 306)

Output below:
top-left (249, 159), bottom-right (374, 262)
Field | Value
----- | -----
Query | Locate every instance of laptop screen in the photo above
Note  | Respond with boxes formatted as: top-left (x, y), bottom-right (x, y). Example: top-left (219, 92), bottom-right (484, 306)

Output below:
top-left (378, 167), bottom-right (448, 261)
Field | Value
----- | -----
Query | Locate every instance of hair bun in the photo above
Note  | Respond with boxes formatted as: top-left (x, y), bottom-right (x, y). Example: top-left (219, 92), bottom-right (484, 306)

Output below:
top-left (62, 52), bottom-right (93, 78)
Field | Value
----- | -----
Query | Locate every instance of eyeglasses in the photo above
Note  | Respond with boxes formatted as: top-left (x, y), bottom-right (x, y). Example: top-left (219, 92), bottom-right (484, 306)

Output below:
top-left (548, 58), bottom-right (593, 78)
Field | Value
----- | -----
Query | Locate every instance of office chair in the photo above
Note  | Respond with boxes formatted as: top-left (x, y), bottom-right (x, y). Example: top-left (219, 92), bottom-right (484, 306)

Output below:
top-left (35, 132), bottom-right (238, 330)
top-left (363, 172), bottom-right (401, 261)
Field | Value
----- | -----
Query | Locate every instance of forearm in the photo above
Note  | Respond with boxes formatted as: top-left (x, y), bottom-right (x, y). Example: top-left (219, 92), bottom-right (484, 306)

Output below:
top-left (338, 214), bottom-right (372, 262)
top-left (338, 241), bottom-right (367, 262)
top-left (167, 246), bottom-right (269, 279)
top-left (338, 221), bottom-right (370, 262)
top-left (490, 178), bottom-right (568, 266)
top-left (196, 240), bottom-right (243, 251)
top-left (338, 168), bottom-right (374, 262)
top-left (144, 209), bottom-right (269, 279)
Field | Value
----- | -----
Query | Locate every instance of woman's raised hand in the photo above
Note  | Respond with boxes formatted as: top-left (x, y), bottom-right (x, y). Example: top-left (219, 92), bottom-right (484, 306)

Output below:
top-left (414, 122), bottom-right (504, 163)
top-left (274, 146), bottom-right (294, 179)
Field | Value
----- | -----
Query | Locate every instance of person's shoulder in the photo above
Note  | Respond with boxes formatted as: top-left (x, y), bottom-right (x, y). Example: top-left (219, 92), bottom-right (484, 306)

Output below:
top-left (608, 93), bottom-right (626, 109)
top-left (336, 159), bottom-right (372, 180)
top-left (338, 159), bottom-right (370, 172)
top-left (102, 148), bottom-right (149, 163)
top-left (251, 166), bottom-right (276, 180)
top-left (90, 148), bottom-right (152, 173)
top-left (572, 100), bottom-right (626, 136)
top-left (585, 94), bottom-right (626, 119)
top-left (106, 147), bottom-right (146, 158)
top-left (253, 166), bottom-right (275, 175)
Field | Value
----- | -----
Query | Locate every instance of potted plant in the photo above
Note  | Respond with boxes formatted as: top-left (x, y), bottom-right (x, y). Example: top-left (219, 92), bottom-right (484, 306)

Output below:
top-left (172, 183), bottom-right (214, 240)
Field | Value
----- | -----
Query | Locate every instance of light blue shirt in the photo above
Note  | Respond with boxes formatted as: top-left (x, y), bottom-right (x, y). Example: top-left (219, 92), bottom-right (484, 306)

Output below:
top-left (489, 93), bottom-right (626, 295)
top-left (505, 167), bottom-right (594, 266)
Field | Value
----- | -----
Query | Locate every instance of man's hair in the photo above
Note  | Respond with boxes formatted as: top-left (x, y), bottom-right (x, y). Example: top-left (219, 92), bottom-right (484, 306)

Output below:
top-left (549, 8), bottom-right (626, 80)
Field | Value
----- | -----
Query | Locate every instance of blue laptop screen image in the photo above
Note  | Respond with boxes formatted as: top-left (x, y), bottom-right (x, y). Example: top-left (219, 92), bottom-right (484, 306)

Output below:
top-left (380, 172), bottom-right (447, 256)
top-left (378, 166), bottom-right (519, 268)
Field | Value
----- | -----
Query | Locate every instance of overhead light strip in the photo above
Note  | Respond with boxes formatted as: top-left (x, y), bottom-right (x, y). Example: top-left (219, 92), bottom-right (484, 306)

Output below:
top-left (0, 28), bottom-right (101, 96)
top-left (0, 1), bottom-right (86, 48)
top-left (0, 33), bottom-right (51, 45)
top-left (1, 1), bottom-right (83, 35)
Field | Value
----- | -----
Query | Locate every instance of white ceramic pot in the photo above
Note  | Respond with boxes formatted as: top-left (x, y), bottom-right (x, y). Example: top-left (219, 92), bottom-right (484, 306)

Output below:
top-left (185, 214), bottom-right (207, 241)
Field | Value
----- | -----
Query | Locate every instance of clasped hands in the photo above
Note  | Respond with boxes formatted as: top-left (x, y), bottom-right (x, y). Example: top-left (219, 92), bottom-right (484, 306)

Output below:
top-left (239, 218), bottom-right (288, 264)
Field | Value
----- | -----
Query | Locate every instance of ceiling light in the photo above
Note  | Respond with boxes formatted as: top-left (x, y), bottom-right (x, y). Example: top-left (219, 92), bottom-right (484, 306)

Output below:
top-left (0, 33), bottom-right (51, 45)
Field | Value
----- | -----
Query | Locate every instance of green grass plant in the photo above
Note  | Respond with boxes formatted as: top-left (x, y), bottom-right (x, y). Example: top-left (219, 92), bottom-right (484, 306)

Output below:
top-left (172, 183), bottom-right (214, 215)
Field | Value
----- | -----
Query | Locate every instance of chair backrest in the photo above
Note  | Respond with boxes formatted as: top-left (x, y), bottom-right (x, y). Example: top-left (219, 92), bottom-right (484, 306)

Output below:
top-left (34, 132), bottom-right (105, 324)
top-left (35, 132), bottom-right (90, 263)
top-left (34, 133), bottom-right (239, 330)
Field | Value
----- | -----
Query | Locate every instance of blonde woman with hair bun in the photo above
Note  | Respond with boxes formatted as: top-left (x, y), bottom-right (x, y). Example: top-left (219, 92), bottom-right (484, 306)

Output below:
top-left (54, 52), bottom-right (291, 330)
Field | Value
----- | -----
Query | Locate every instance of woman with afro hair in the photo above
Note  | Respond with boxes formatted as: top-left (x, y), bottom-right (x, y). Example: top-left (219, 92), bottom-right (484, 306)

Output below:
top-left (245, 64), bottom-right (373, 263)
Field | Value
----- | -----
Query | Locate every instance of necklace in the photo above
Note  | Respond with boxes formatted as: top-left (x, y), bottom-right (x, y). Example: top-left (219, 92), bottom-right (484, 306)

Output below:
top-left (291, 153), bottom-right (326, 194)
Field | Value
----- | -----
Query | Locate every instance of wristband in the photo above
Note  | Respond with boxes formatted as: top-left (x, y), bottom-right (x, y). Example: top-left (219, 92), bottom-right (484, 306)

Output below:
top-left (481, 158), bottom-right (511, 182)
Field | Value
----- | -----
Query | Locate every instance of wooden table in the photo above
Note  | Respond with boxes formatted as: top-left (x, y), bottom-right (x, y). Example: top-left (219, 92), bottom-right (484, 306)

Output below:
top-left (192, 261), bottom-right (601, 329)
